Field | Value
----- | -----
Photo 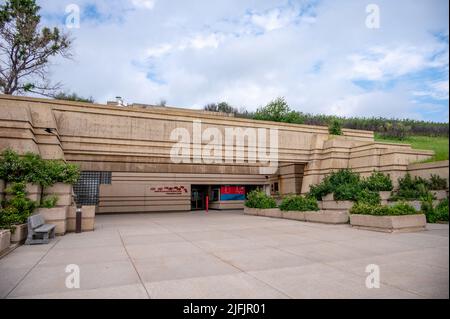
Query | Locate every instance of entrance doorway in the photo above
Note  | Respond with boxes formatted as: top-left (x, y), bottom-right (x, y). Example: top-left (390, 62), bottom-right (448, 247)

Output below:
top-left (191, 185), bottom-right (209, 210)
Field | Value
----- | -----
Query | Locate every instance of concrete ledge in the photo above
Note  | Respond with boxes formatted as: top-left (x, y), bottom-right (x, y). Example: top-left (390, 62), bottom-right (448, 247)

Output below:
top-left (258, 208), bottom-right (282, 218)
top-left (35, 207), bottom-right (68, 235)
top-left (281, 211), bottom-right (306, 221)
top-left (431, 190), bottom-right (448, 200)
top-left (0, 229), bottom-right (11, 255)
top-left (10, 223), bottom-right (27, 243)
top-left (44, 183), bottom-right (73, 207)
top-left (350, 214), bottom-right (426, 233)
top-left (322, 200), bottom-right (354, 211)
top-left (304, 210), bottom-right (349, 224)
top-left (243, 207), bottom-right (259, 215)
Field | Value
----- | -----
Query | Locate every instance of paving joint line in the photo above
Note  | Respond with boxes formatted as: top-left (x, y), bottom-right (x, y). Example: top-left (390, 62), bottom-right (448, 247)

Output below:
top-left (5, 237), bottom-right (61, 298)
top-left (117, 229), bottom-right (152, 299)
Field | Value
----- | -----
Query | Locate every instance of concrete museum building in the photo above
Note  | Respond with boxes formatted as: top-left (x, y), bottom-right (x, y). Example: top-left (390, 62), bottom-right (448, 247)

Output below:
top-left (0, 94), bottom-right (443, 214)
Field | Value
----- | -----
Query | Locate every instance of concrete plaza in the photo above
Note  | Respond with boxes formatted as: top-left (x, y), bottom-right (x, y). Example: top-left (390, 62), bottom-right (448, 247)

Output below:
top-left (0, 211), bottom-right (448, 299)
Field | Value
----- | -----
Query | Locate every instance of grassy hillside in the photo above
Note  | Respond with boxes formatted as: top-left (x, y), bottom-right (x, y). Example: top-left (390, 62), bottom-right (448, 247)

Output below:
top-left (374, 134), bottom-right (449, 162)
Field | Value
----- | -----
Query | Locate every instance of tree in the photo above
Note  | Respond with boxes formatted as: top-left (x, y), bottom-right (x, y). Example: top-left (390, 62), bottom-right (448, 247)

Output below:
top-left (253, 97), bottom-right (302, 123)
top-left (204, 101), bottom-right (237, 114)
top-left (53, 91), bottom-right (94, 103)
top-left (0, 0), bottom-right (72, 95)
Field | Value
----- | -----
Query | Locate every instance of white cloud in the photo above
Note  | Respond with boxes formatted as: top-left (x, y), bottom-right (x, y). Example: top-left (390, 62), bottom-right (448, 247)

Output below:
top-left (131, 0), bottom-right (155, 10)
top-left (414, 80), bottom-right (449, 100)
top-left (38, 0), bottom-right (449, 122)
top-left (349, 46), bottom-right (428, 81)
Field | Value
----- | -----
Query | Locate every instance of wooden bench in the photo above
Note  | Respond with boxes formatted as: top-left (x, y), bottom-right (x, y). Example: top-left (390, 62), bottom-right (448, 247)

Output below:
top-left (25, 214), bottom-right (56, 245)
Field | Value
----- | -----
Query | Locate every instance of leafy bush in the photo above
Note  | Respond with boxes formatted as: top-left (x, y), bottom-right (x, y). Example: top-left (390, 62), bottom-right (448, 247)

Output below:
top-left (350, 202), bottom-right (418, 216)
top-left (333, 183), bottom-right (361, 201)
top-left (428, 174), bottom-right (447, 190)
top-left (40, 195), bottom-right (59, 208)
top-left (355, 189), bottom-right (381, 205)
top-left (0, 182), bottom-right (36, 229)
top-left (307, 169), bottom-right (366, 201)
top-left (422, 197), bottom-right (449, 223)
top-left (308, 181), bottom-right (332, 201)
top-left (0, 149), bottom-right (23, 182)
top-left (435, 198), bottom-right (449, 222)
top-left (361, 171), bottom-right (393, 191)
top-left (44, 160), bottom-right (80, 185)
top-left (390, 173), bottom-right (432, 201)
top-left (279, 195), bottom-right (319, 211)
top-left (378, 122), bottom-right (411, 140)
top-left (0, 149), bottom-right (80, 186)
top-left (245, 189), bottom-right (277, 209)
top-left (328, 118), bottom-right (343, 135)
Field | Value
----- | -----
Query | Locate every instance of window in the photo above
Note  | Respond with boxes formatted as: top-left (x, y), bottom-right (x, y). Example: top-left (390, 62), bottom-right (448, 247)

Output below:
top-left (73, 171), bottom-right (111, 205)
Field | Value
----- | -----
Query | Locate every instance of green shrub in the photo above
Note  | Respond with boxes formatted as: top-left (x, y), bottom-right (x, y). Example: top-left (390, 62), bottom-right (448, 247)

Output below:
top-left (350, 202), bottom-right (418, 216)
top-left (328, 169), bottom-right (360, 186)
top-left (279, 195), bottom-right (319, 211)
top-left (422, 197), bottom-right (449, 223)
top-left (0, 149), bottom-right (23, 182)
top-left (390, 173), bottom-right (432, 201)
top-left (0, 182), bottom-right (36, 229)
top-left (308, 169), bottom-right (361, 200)
top-left (328, 119), bottom-right (342, 135)
top-left (355, 188), bottom-right (381, 205)
top-left (308, 181), bottom-right (332, 201)
top-left (40, 195), bottom-right (59, 208)
top-left (44, 160), bottom-right (80, 185)
top-left (245, 189), bottom-right (277, 209)
top-left (361, 171), bottom-right (393, 191)
top-left (333, 183), bottom-right (361, 201)
top-left (428, 174), bottom-right (447, 190)
top-left (435, 198), bottom-right (449, 222)
top-left (0, 149), bottom-right (80, 186)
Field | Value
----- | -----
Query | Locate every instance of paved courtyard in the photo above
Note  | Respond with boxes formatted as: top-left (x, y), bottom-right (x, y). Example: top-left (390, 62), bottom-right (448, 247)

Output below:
top-left (0, 210), bottom-right (448, 299)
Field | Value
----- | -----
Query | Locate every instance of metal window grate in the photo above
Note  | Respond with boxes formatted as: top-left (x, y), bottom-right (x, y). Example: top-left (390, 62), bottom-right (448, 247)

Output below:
top-left (73, 171), bottom-right (111, 205)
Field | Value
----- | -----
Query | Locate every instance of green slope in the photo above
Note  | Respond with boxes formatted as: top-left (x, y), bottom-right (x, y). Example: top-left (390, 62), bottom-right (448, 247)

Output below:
top-left (374, 134), bottom-right (449, 162)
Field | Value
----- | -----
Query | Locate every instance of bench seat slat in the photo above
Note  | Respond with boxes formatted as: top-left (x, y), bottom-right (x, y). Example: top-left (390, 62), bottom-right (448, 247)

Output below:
top-left (34, 224), bottom-right (56, 233)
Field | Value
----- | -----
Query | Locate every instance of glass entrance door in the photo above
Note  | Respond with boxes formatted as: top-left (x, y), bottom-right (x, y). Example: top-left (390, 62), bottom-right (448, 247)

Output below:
top-left (191, 188), bottom-right (203, 210)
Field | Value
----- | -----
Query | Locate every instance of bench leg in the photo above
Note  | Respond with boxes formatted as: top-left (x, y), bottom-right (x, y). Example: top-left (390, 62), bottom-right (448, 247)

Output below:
top-left (42, 232), bottom-right (50, 244)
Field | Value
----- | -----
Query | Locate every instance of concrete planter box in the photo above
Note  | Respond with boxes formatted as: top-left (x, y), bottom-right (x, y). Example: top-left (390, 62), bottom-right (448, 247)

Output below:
top-left (388, 200), bottom-right (440, 212)
top-left (350, 214), bottom-right (426, 233)
top-left (281, 211), bottom-right (306, 221)
top-left (321, 194), bottom-right (354, 210)
top-left (35, 207), bottom-right (68, 235)
top-left (304, 210), bottom-right (349, 224)
top-left (258, 208), bottom-right (282, 218)
top-left (6, 182), bottom-right (41, 202)
top-left (322, 193), bottom-right (334, 201)
top-left (67, 205), bottom-right (96, 232)
top-left (379, 191), bottom-right (392, 204)
top-left (10, 223), bottom-right (27, 243)
top-left (243, 207), bottom-right (259, 215)
top-left (317, 201), bottom-right (323, 209)
top-left (44, 183), bottom-right (73, 207)
top-left (431, 190), bottom-right (448, 200)
top-left (0, 229), bottom-right (11, 255)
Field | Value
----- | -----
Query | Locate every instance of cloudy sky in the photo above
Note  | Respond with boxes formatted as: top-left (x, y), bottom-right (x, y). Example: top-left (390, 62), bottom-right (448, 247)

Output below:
top-left (39, 0), bottom-right (448, 122)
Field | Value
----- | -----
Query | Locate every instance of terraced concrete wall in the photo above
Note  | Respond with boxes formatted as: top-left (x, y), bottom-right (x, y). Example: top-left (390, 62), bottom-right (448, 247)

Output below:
top-left (0, 94), bottom-right (437, 212)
